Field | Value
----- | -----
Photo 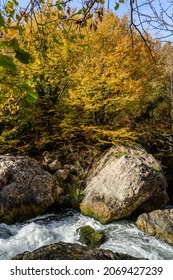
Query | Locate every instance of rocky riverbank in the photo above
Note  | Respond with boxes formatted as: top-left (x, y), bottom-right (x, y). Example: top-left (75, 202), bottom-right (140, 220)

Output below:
top-left (0, 144), bottom-right (173, 259)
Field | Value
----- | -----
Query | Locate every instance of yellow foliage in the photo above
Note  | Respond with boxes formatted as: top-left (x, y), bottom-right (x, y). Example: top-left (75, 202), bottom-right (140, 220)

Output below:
top-left (59, 11), bottom-right (163, 143)
top-left (0, 8), bottom-right (166, 150)
top-left (7, 28), bottom-right (18, 37)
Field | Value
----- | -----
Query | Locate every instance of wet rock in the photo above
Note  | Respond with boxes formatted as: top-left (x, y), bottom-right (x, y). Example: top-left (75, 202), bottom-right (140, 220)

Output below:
top-left (12, 241), bottom-right (141, 260)
top-left (0, 156), bottom-right (62, 224)
top-left (80, 145), bottom-right (168, 224)
top-left (135, 209), bottom-right (173, 246)
top-left (77, 225), bottom-right (105, 248)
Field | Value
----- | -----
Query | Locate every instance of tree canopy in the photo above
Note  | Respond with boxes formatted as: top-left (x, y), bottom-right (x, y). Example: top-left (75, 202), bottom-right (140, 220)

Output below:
top-left (0, 0), bottom-right (173, 155)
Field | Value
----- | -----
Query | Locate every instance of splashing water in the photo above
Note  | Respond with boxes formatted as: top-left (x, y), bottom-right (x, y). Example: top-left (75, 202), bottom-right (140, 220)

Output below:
top-left (0, 208), bottom-right (173, 260)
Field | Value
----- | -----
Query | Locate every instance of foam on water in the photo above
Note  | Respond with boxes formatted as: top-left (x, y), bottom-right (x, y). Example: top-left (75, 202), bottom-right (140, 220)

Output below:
top-left (0, 209), bottom-right (173, 260)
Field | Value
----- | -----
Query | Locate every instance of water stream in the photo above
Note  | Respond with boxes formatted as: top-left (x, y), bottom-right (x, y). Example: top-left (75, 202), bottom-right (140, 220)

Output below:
top-left (0, 208), bottom-right (173, 260)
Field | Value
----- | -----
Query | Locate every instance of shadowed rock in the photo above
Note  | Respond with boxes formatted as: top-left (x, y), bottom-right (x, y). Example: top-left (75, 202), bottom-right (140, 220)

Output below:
top-left (12, 241), bottom-right (142, 260)
top-left (0, 156), bottom-right (62, 224)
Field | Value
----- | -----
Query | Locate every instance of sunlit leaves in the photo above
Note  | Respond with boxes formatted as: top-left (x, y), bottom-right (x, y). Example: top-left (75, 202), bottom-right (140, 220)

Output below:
top-left (60, 11), bottom-right (163, 143)
top-left (5, 1), bottom-right (18, 17)
top-left (20, 83), bottom-right (38, 102)
top-left (5, 1), bottom-right (14, 13)
top-left (8, 25), bottom-right (25, 35)
top-left (0, 2), bottom-right (166, 151)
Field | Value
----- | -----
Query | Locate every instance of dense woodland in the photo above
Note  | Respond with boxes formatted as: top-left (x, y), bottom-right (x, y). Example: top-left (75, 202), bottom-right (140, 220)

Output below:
top-left (0, 1), bottom-right (173, 163)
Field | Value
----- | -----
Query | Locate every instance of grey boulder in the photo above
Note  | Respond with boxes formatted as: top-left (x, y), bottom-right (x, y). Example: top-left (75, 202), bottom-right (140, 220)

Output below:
top-left (80, 145), bottom-right (168, 223)
top-left (135, 208), bottom-right (173, 246)
top-left (0, 156), bottom-right (62, 223)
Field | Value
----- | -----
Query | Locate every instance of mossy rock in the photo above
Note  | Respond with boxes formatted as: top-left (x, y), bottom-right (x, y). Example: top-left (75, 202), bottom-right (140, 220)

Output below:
top-left (77, 225), bottom-right (106, 248)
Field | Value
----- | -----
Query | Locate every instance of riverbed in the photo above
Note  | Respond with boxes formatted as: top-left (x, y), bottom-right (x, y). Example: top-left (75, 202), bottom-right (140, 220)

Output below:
top-left (0, 208), bottom-right (173, 260)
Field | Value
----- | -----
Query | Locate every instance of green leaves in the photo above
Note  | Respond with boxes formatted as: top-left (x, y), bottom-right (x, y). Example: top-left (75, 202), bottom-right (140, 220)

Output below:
top-left (12, 0), bottom-right (18, 5)
top-left (5, 37), bottom-right (33, 64)
top-left (20, 83), bottom-right (38, 102)
top-left (0, 13), bottom-right (5, 27)
top-left (97, 0), bottom-right (105, 4)
top-left (6, 37), bottom-right (19, 49)
top-left (0, 54), bottom-right (16, 71)
top-left (9, 25), bottom-right (25, 35)
top-left (115, 0), bottom-right (125, 10)
top-left (2, 38), bottom-right (33, 65)
top-left (115, 3), bottom-right (119, 10)
top-left (15, 48), bottom-right (33, 64)
top-left (5, 1), bottom-right (15, 15)
top-left (56, 4), bottom-right (63, 11)
top-left (56, 0), bottom-right (66, 10)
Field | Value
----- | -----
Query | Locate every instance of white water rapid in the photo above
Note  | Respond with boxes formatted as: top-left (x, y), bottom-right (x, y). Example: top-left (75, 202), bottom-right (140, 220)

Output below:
top-left (0, 208), bottom-right (173, 260)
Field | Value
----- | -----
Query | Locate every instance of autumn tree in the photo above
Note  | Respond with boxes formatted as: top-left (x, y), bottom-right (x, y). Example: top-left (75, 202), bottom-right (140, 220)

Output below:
top-left (0, 1), bottom-right (171, 154)
top-left (60, 11), bottom-right (165, 146)
top-left (0, 3), bottom-right (84, 151)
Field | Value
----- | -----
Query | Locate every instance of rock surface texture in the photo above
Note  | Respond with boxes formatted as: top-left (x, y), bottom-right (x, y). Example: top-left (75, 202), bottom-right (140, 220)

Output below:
top-left (77, 225), bottom-right (105, 248)
top-left (12, 241), bottom-right (140, 260)
top-left (80, 145), bottom-right (169, 223)
top-left (135, 209), bottom-right (173, 245)
top-left (0, 156), bottom-right (62, 223)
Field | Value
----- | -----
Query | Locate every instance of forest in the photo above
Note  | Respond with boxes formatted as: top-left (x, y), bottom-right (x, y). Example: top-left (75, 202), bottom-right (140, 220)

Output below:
top-left (1, 1), bottom-right (173, 261)
top-left (0, 0), bottom-right (173, 161)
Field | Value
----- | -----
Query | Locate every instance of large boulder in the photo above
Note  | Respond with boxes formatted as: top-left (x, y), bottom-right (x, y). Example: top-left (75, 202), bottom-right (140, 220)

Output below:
top-left (80, 145), bottom-right (169, 224)
top-left (135, 209), bottom-right (173, 246)
top-left (0, 156), bottom-right (62, 224)
top-left (12, 241), bottom-right (141, 260)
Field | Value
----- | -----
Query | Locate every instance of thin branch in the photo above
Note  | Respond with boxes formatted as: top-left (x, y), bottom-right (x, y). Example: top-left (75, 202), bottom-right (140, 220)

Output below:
top-left (130, 0), bottom-right (157, 63)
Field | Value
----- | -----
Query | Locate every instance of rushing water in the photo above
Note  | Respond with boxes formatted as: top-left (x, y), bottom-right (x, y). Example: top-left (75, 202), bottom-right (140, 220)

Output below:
top-left (0, 208), bottom-right (173, 260)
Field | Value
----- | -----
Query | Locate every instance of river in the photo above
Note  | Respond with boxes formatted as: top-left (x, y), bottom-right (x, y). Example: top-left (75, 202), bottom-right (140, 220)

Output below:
top-left (0, 208), bottom-right (173, 260)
